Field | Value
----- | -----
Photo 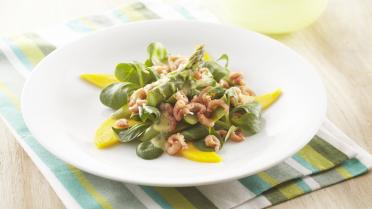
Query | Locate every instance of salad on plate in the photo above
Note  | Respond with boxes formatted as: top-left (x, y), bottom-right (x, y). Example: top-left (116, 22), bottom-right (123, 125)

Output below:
top-left (81, 43), bottom-right (281, 163)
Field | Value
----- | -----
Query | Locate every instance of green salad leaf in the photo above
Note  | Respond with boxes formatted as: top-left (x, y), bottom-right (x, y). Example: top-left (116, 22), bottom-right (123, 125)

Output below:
top-left (115, 62), bottom-right (156, 87)
top-left (100, 82), bottom-right (138, 109)
top-left (186, 85), bottom-right (225, 101)
top-left (183, 115), bottom-right (198, 125)
top-left (172, 120), bottom-right (192, 134)
top-left (224, 87), bottom-right (240, 106)
top-left (147, 67), bottom-right (160, 81)
top-left (138, 105), bottom-right (161, 122)
top-left (111, 104), bottom-right (131, 119)
top-left (181, 124), bottom-right (209, 142)
top-left (203, 61), bottom-right (229, 82)
top-left (211, 107), bottom-right (227, 122)
top-left (145, 42), bottom-right (168, 67)
top-left (230, 102), bottom-right (262, 135)
top-left (117, 123), bottom-right (149, 143)
top-left (136, 136), bottom-right (165, 160)
top-left (193, 140), bottom-right (215, 152)
top-left (225, 125), bottom-right (238, 142)
top-left (217, 54), bottom-right (229, 68)
top-left (130, 113), bottom-right (141, 121)
top-left (202, 54), bottom-right (230, 81)
top-left (207, 86), bottom-right (225, 99)
top-left (214, 120), bottom-right (230, 130)
top-left (139, 126), bottom-right (159, 142)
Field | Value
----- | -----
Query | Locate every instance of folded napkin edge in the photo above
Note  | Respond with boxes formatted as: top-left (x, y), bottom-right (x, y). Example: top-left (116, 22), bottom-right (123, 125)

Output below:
top-left (323, 119), bottom-right (372, 168)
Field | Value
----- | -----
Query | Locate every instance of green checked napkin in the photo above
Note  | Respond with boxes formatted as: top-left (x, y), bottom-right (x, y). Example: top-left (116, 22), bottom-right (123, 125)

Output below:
top-left (0, 1), bottom-right (371, 209)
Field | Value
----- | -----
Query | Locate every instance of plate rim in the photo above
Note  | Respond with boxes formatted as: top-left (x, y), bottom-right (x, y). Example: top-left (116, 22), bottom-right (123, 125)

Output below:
top-left (21, 19), bottom-right (327, 186)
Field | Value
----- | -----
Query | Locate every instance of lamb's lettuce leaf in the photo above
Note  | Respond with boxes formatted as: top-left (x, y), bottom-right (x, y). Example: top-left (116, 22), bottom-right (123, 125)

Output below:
top-left (145, 42), bottom-right (168, 67)
top-left (136, 136), bottom-right (165, 160)
top-left (224, 87), bottom-right (240, 106)
top-left (115, 62), bottom-right (156, 87)
top-left (217, 54), bottom-right (229, 68)
top-left (202, 54), bottom-right (230, 81)
top-left (138, 105), bottom-right (161, 122)
top-left (100, 82), bottom-right (138, 109)
top-left (230, 102), bottom-right (262, 135)
top-left (181, 124), bottom-right (209, 142)
top-left (117, 123), bottom-right (149, 143)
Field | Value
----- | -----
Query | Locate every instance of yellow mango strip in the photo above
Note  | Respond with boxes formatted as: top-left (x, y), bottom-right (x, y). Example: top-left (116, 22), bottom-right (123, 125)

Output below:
top-left (181, 144), bottom-right (222, 163)
top-left (255, 89), bottom-right (282, 110)
top-left (95, 117), bottom-right (138, 149)
top-left (95, 118), bottom-right (120, 149)
top-left (80, 74), bottom-right (119, 89)
top-left (203, 51), bottom-right (212, 61)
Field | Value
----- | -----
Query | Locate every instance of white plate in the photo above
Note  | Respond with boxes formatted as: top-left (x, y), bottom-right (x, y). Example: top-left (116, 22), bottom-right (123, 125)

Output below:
top-left (21, 20), bottom-right (326, 186)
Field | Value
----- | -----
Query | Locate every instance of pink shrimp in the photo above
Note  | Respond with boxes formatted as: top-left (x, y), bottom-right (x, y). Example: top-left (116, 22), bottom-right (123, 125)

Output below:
top-left (204, 135), bottom-right (221, 152)
top-left (173, 92), bottom-right (189, 121)
top-left (184, 102), bottom-right (207, 115)
top-left (193, 67), bottom-right (209, 80)
top-left (230, 130), bottom-right (245, 142)
top-left (154, 65), bottom-right (170, 74)
top-left (191, 87), bottom-right (212, 106)
top-left (229, 72), bottom-right (245, 86)
top-left (165, 133), bottom-right (188, 155)
top-left (128, 99), bottom-right (147, 113)
top-left (168, 55), bottom-right (188, 71)
top-left (219, 79), bottom-right (229, 88)
top-left (197, 113), bottom-right (215, 127)
top-left (129, 88), bottom-right (147, 113)
top-left (114, 119), bottom-right (129, 129)
top-left (217, 130), bottom-right (227, 138)
top-left (239, 86), bottom-right (256, 96)
top-left (207, 99), bottom-right (229, 113)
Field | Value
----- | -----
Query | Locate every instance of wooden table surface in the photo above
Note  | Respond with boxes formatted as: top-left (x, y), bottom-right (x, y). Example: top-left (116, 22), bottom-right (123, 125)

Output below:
top-left (0, 0), bottom-right (371, 208)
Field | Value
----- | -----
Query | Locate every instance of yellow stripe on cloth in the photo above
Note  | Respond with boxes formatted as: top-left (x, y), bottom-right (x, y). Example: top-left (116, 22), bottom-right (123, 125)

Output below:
top-left (0, 82), bottom-right (20, 108)
top-left (154, 187), bottom-right (197, 209)
top-left (277, 183), bottom-right (304, 199)
top-left (297, 146), bottom-right (334, 170)
top-left (9, 35), bottom-right (45, 66)
top-left (257, 172), bottom-right (279, 186)
top-left (67, 165), bottom-right (114, 209)
top-left (335, 167), bottom-right (353, 178)
top-left (120, 6), bottom-right (146, 21)
top-left (79, 17), bottom-right (100, 31)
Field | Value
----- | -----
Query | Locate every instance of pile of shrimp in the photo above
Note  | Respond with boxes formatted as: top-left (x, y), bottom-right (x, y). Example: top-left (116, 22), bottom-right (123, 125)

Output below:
top-left (128, 58), bottom-right (256, 155)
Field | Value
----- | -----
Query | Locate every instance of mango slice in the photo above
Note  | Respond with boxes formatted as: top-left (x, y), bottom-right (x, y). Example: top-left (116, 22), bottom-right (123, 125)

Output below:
top-left (95, 118), bottom-right (120, 149)
top-left (255, 89), bottom-right (282, 110)
top-left (80, 74), bottom-right (119, 89)
top-left (203, 51), bottom-right (212, 61)
top-left (95, 118), bottom-right (138, 149)
top-left (181, 144), bottom-right (222, 163)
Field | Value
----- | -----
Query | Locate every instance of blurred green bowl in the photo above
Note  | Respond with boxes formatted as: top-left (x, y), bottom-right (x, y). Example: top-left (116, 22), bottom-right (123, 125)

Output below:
top-left (204, 0), bottom-right (328, 34)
